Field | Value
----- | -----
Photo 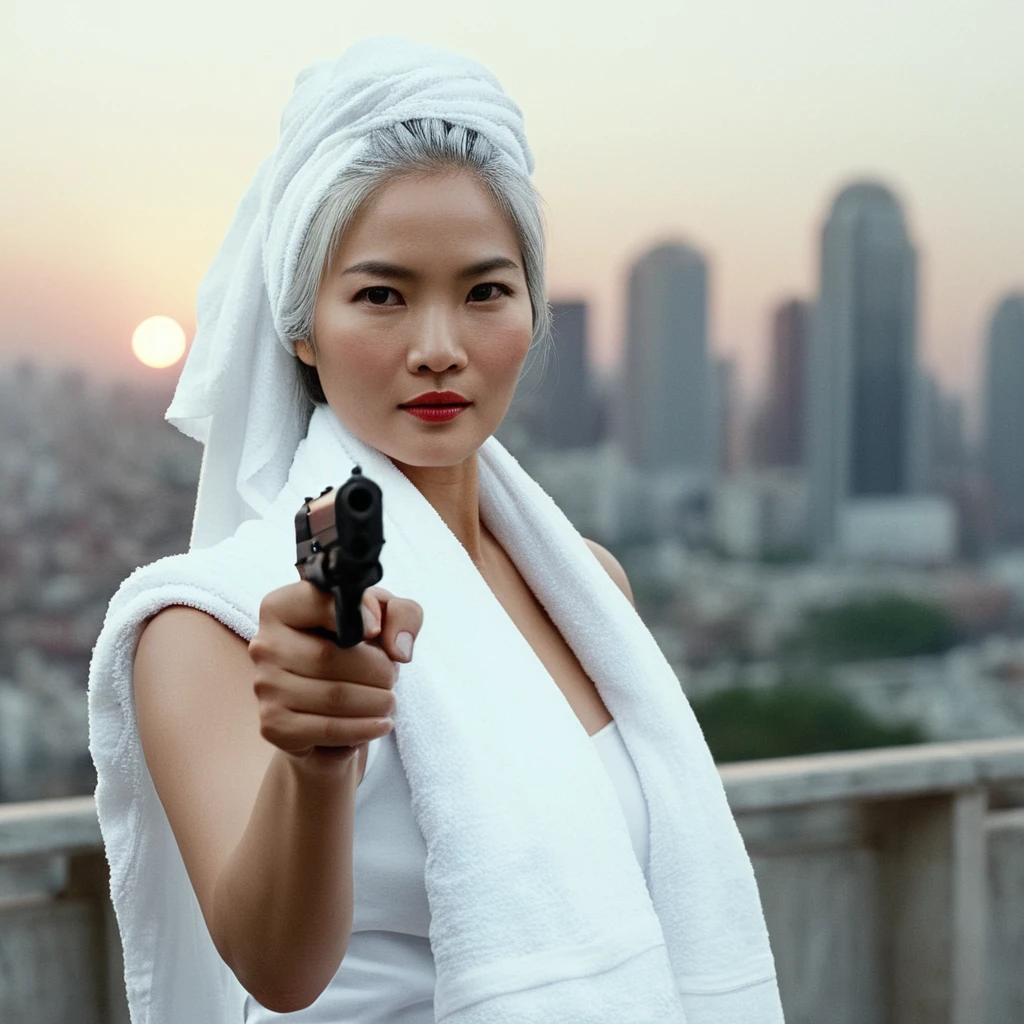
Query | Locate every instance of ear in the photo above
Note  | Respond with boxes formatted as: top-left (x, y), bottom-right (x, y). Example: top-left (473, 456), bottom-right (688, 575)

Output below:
top-left (295, 338), bottom-right (316, 367)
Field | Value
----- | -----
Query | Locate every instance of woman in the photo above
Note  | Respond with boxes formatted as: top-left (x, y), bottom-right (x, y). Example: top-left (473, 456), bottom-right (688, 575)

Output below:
top-left (88, 35), bottom-right (784, 1024)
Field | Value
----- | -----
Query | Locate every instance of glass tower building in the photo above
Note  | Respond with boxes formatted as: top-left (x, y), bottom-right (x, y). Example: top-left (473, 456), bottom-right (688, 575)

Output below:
top-left (982, 293), bottom-right (1024, 545)
top-left (618, 241), bottom-right (711, 477)
top-left (806, 181), bottom-right (924, 549)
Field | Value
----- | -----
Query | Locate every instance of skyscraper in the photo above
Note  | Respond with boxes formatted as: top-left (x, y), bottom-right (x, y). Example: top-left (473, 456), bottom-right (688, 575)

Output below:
top-left (921, 371), bottom-right (968, 491)
top-left (806, 181), bottom-right (923, 549)
top-left (499, 300), bottom-right (603, 451)
top-left (982, 292), bottom-right (1024, 545)
top-left (763, 298), bottom-right (809, 468)
top-left (618, 241), bottom-right (711, 477)
top-left (711, 356), bottom-right (736, 474)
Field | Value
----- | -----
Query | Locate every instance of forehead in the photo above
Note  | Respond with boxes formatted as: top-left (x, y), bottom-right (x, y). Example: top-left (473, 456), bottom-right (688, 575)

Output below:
top-left (339, 170), bottom-right (519, 257)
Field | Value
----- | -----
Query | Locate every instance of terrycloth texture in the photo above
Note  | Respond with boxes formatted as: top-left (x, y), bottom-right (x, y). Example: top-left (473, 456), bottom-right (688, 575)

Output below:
top-left (88, 403), bottom-right (784, 1024)
top-left (162, 34), bottom-right (535, 551)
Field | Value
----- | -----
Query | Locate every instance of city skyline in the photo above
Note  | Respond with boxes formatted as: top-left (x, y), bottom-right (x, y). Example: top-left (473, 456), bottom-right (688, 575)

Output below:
top-left (3, 2), bottom-right (1023, 419)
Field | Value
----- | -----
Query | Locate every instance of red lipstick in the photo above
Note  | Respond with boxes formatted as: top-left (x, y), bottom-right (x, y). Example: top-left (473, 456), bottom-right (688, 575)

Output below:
top-left (400, 390), bottom-right (471, 423)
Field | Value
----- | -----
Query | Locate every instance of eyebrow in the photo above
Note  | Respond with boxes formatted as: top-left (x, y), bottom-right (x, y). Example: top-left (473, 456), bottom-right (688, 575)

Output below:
top-left (339, 256), bottom-right (520, 280)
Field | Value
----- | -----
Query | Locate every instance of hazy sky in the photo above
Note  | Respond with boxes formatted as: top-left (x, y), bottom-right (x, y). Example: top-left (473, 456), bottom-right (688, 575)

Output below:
top-left (3, 0), bottom-right (1022, 418)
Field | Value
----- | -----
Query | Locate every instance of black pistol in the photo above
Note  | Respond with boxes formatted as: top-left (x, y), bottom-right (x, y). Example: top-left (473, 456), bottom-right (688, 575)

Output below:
top-left (294, 466), bottom-right (385, 648)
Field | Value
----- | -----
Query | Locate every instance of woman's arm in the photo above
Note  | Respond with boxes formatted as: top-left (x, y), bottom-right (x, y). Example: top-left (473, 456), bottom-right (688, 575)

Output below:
top-left (134, 606), bottom-right (358, 1012)
top-left (133, 587), bottom-right (420, 1013)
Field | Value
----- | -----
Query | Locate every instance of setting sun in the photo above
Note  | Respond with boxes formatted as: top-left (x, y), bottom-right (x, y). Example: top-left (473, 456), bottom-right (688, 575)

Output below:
top-left (131, 316), bottom-right (187, 368)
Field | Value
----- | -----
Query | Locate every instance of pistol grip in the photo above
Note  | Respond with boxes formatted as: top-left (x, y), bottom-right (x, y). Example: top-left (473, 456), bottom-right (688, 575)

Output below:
top-left (332, 584), bottom-right (365, 649)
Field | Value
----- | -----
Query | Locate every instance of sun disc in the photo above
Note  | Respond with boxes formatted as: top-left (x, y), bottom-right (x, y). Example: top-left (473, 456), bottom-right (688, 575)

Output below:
top-left (132, 316), bottom-right (187, 369)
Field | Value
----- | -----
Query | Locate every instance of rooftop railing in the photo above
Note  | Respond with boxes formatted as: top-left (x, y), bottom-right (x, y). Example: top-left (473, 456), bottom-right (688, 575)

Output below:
top-left (2, 736), bottom-right (1023, 1023)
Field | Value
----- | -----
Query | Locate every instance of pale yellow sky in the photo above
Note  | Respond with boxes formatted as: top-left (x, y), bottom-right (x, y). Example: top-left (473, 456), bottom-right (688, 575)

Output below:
top-left (2, 0), bottom-right (1022, 416)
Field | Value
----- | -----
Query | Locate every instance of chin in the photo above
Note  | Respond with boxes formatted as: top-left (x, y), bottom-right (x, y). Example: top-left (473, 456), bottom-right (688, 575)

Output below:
top-left (390, 447), bottom-right (482, 470)
top-left (330, 403), bottom-right (502, 469)
top-left (384, 432), bottom-right (491, 471)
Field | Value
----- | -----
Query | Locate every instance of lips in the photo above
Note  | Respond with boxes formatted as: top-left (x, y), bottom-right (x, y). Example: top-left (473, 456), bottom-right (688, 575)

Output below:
top-left (403, 404), bottom-right (468, 422)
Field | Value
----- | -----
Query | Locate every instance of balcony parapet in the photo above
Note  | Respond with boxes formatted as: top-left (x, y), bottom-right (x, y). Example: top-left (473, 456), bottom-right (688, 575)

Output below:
top-left (720, 735), bottom-right (1024, 811)
top-left (1, 738), bottom-right (1023, 1023)
top-left (0, 796), bottom-right (101, 859)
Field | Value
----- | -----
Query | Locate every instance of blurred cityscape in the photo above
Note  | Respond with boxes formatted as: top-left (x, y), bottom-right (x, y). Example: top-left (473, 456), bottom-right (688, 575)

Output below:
top-left (3, 175), bottom-right (1024, 804)
top-left (0, 365), bottom-right (201, 802)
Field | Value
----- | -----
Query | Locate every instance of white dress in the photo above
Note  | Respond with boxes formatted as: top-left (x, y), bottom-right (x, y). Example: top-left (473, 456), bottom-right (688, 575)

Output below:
top-left (243, 719), bottom-right (651, 1022)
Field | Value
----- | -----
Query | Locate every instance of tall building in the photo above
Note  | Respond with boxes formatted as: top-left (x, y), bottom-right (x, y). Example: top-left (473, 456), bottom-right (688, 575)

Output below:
top-left (806, 181), bottom-right (923, 549)
top-left (500, 300), bottom-right (603, 452)
top-left (711, 356), bottom-right (737, 474)
top-left (982, 292), bottom-right (1024, 545)
top-left (618, 241), bottom-right (711, 477)
top-left (763, 298), bottom-right (809, 467)
top-left (921, 371), bottom-right (968, 491)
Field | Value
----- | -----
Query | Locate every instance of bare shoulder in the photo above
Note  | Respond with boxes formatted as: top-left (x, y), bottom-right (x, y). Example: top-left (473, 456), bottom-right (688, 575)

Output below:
top-left (133, 605), bottom-right (274, 921)
top-left (582, 538), bottom-right (635, 607)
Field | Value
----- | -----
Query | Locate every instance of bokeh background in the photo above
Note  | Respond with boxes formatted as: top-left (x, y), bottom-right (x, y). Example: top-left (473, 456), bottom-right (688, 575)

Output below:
top-left (4, 0), bottom-right (1024, 788)
top-left (2, 6), bottom-right (1024, 1020)
top-left (4, 0), bottom-right (1023, 403)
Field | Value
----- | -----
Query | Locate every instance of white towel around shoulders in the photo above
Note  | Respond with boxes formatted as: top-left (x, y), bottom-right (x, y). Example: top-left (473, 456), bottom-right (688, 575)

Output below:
top-left (87, 402), bottom-right (784, 1023)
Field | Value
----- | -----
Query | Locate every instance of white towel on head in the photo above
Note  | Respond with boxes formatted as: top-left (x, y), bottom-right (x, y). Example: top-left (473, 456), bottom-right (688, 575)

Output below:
top-left (163, 34), bottom-right (536, 551)
top-left (88, 402), bottom-right (783, 1023)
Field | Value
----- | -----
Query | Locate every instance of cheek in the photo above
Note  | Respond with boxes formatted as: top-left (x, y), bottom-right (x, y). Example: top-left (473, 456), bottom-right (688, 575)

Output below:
top-left (487, 317), bottom-right (534, 377)
top-left (328, 335), bottom-right (393, 389)
top-left (314, 300), bottom-right (391, 376)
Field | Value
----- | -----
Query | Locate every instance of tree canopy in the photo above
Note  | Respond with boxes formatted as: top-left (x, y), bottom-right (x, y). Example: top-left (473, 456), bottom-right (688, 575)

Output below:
top-left (690, 679), bottom-right (924, 763)
top-left (787, 592), bottom-right (959, 662)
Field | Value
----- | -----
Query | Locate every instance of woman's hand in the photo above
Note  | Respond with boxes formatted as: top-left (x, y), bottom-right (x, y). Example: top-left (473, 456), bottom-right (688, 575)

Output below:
top-left (249, 583), bottom-right (423, 772)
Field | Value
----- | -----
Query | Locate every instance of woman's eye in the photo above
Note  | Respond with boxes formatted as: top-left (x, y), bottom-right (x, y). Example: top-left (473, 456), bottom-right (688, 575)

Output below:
top-left (358, 286), bottom-right (398, 306)
top-left (469, 283), bottom-right (511, 302)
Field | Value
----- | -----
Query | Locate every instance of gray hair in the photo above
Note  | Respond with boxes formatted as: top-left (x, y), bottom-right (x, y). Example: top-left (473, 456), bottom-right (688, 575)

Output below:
top-left (280, 118), bottom-right (553, 406)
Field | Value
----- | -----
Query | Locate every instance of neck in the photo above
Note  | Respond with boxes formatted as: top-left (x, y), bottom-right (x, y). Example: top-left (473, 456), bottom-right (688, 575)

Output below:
top-left (391, 450), bottom-right (489, 568)
top-left (312, 404), bottom-right (495, 568)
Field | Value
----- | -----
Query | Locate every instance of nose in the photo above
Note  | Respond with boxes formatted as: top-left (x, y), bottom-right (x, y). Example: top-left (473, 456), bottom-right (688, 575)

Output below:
top-left (406, 307), bottom-right (468, 374)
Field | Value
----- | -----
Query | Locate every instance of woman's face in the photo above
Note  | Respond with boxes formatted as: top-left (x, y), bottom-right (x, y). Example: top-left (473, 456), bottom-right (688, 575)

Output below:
top-left (296, 169), bottom-right (535, 470)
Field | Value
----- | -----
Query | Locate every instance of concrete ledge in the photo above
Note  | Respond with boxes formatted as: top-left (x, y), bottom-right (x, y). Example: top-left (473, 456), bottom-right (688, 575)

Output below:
top-left (0, 797), bottom-right (102, 859)
top-left (1, 738), bottom-right (1023, 1024)
top-left (986, 807), bottom-right (1024, 833)
top-left (720, 736), bottom-right (1024, 812)
top-left (4, 739), bottom-right (1024, 858)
